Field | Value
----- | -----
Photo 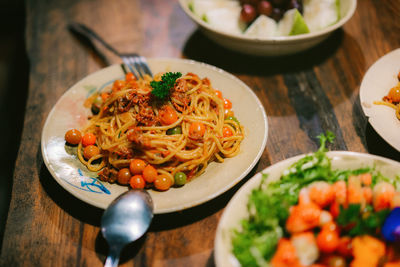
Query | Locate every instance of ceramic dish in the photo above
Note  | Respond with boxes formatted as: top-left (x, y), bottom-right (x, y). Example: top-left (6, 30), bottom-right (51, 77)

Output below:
top-left (178, 0), bottom-right (357, 56)
top-left (214, 151), bottom-right (400, 267)
top-left (360, 48), bottom-right (400, 151)
top-left (41, 58), bottom-right (268, 214)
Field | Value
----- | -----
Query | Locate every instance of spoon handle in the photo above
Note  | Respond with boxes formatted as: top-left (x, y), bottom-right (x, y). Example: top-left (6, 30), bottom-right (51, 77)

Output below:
top-left (104, 245), bottom-right (122, 267)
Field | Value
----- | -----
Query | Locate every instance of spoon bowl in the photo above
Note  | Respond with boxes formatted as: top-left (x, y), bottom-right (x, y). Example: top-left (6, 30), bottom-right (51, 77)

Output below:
top-left (101, 189), bottom-right (153, 267)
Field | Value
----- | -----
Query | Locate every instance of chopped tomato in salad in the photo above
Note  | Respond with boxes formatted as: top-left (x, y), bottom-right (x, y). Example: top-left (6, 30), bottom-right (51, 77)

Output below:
top-left (232, 132), bottom-right (400, 267)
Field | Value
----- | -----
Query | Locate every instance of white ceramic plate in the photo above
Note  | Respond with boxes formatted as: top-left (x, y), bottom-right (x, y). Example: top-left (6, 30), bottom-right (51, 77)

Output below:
top-left (360, 48), bottom-right (400, 151)
top-left (41, 58), bottom-right (268, 214)
top-left (214, 151), bottom-right (400, 267)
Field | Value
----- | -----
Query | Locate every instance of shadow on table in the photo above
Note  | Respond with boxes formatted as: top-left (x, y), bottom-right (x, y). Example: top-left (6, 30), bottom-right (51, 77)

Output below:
top-left (39, 146), bottom-right (261, 264)
top-left (182, 28), bottom-right (344, 76)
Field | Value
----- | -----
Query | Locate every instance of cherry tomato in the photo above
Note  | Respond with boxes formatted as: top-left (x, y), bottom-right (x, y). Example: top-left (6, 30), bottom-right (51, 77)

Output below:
top-left (112, 80), bottom-right (125, 91)
top-left (129, 174), bottom-right (145, 189)
top-left (223, 98), bottom-right (232, 109)
top-left (117, 168), bottom-right (131, 185)
top-left (316, 227), bottom-right (340, 253)
top-left (215, 90), bottom-right (223, 100)
top-left (154, 174), bottom-right (172, 191)
top-left (388, 85), bottom-right (400, 102)
top-left (83, 145), bottom-right (100, 160)
top-left (159, 106), bottom-right (178, 126)
top-left (129, 159), bottom-right (147, 175)
top-left (143, 164), bottom-right (158, 183)
top-left (189, 122), bottom-right (206, 139)
top-left (65, 129), bottom-right (82, 145)
top-left (337, 236), bottom-right (353, 258)
top-left (82, 133), bottom-right (96, 147)
top-left (223, 126), bottom-right (233, 137)
top-left (125, 72), bottom-right (136, 82)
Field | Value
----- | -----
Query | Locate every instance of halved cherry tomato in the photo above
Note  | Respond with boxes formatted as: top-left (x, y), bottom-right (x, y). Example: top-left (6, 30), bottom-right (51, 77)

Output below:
top-left (143, 164), bottom-right (158, 183)
top-left (159, 106), bottom-right (178, 126)
top-left (223, 98), bottom-right (232, 109)
top-left (117, 168), bottom-right (131, 185)
top-left (130, 159), bottom-right (147, 175)
top-left (215, 90), bottom-right (223, 100)
top-left (222, 126), bottom-right (233, 137)
top-left (83, 145), bottom-right (100, 160)
top-left (316, 224), bottom-right (340, 253)
top-left (388, 85), bottom-right (400, 102)
top-left (113, 80), bottom-right (125, 91)
top-left (130, 174), bottom-right (145, 189)
top-left (189, 122), bottom-right (206, 139)
top-left (82, 133), bottom-right (96, 147)
top-left (337, 236), bottom-right (353, 258)
top-left (125, 72), bottom-right (136, 82)
top-left (65, 129), bottom-right (82, 145)
top-left (154, 174), bottom-right (172, 191)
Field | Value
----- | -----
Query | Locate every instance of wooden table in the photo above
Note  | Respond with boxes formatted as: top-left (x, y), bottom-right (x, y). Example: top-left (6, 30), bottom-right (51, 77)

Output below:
top-left (1, 0), bottom-right (400, 266)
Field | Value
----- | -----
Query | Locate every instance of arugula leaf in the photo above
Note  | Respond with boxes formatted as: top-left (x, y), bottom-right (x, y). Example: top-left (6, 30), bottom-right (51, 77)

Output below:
top-left (150, 72), bottom-right (182, 99)
top-left (336, 204), bottom-right (391, 237)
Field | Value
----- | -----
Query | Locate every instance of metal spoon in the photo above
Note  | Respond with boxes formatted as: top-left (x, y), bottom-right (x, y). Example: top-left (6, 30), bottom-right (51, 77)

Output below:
top-left (101, 189), bottom-right (154, 267)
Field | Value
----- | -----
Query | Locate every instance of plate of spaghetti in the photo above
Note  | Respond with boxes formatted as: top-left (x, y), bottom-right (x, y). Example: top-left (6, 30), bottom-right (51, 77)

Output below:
top-left (41, 58), bottom-right (268, 213)
top-left (360, 48), bottom-right (400, 151)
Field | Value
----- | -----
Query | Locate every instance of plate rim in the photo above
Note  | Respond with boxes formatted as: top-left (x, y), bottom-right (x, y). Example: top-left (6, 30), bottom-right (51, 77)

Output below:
top-left (359, 48), bottom-right (400, 152)
top-left (41, 57), bottom-right (268, 213)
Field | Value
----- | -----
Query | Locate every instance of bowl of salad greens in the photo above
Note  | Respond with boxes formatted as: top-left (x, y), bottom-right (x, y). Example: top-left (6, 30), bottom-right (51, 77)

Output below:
top-left (179, 0), bottom-right (356, 56)
top-left (215, 132), bottom-right (400, 267)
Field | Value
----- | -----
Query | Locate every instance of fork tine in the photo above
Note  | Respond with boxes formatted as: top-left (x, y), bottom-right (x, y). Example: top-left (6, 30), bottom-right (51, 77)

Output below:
top-left (122, 57), bottom-right (140, 79)
top-left (131, 55), bottom-right (145, 79)
top-left (136, 55), bottom-right (153, 77)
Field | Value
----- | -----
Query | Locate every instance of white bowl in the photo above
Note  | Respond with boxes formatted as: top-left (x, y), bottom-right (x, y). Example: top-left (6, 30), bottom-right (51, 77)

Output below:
top-left (214, 151), bottom-right (400, 267)
top-left (179, 0), bottom-right (357, 56)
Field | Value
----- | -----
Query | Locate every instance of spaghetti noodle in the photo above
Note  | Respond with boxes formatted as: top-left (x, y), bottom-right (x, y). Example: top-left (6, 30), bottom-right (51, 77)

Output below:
top-left (65, 71), bottom-right (244, 191)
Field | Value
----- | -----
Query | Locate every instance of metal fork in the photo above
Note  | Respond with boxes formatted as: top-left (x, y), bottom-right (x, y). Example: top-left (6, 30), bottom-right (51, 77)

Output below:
top-left (69, 22), bottom-right (153, 79)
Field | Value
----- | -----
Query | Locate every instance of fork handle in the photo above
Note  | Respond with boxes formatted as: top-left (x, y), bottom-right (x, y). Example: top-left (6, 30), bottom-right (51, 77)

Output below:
top-left (69, 22), bottom-right (120, 57)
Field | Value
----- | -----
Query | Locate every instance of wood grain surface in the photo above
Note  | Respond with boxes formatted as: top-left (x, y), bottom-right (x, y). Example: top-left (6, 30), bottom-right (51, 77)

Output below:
top-left (1, 0), bottom-right (400, 266)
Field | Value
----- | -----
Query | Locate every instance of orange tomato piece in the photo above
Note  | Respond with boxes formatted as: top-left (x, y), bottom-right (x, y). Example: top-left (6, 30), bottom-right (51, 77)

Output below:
top-left (159, 105), bottom-right (178, 126)
top-left (154, 174), bottom-right (172, 191)
top-left (82, 133), bottom-right (96, 147)
top-left (214, 90), bottom-right (223, 100)
top-left (117, 168), bottom-right (131, 185)
top-left (223, 98), bottom-right (232, 109)
top-left (286, 202), bottom-right (322, 234)
top-left (65, 129), bottom-right (82, 145)
top-left (271, 238), bottom-right (302, 267)
top-left (129, 159), bottom-right (147, 175)
top-left (130, 174), bottom-right (145, 189)
top-left (189, 122), bottom-right (206, 139)
top-left (125, 72), bottom-right (136, 82)
top-left (222, 126), bottom-right (233, 137)
top-left (142, 164), bottom-right (158, 183)
top-left (316, 225), bottom-right (340, 253)
top-left (83, 145), bottom-right (100, 160)
top-left (308, 181), bottom-right (334, 208)
top-left (112, 80), bottom-right (125, 91)
top-left (101, 92), bottom-right (110, 102)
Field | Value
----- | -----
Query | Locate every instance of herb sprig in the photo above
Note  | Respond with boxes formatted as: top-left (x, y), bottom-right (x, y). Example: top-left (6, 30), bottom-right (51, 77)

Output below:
top-left (150, 72), bottom-right (182, 99)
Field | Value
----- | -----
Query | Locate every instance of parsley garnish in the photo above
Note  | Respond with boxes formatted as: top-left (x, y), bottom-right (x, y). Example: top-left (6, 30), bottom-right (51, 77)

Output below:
top-left (150, 72), bottom-right (182, 99)
top-left (337, 204), bottom-right (390, 237)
